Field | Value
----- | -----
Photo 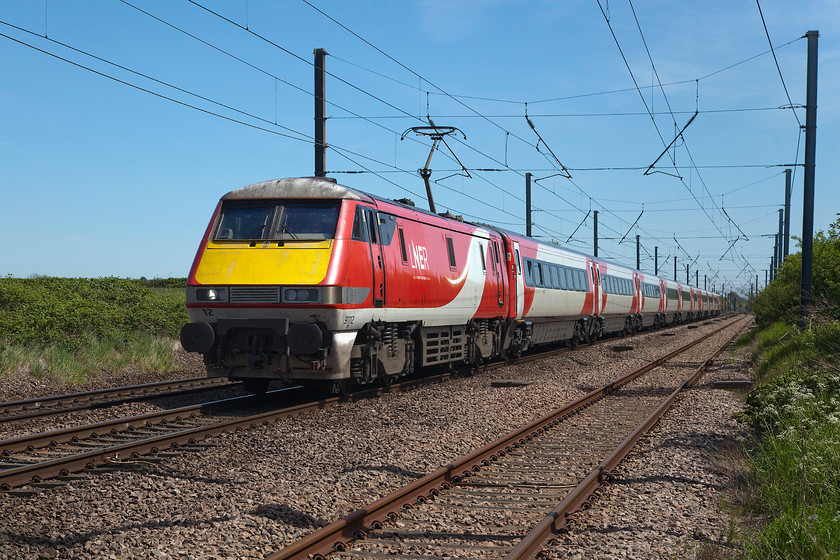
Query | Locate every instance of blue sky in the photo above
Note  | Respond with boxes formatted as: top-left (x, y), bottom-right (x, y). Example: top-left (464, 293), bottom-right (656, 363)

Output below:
top-left (1, 1), bottom-right (838, 296)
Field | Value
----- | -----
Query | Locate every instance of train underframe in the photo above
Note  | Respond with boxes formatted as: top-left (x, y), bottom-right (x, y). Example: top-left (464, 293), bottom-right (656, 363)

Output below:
top-left (189, 307), bottom-right (722, 394)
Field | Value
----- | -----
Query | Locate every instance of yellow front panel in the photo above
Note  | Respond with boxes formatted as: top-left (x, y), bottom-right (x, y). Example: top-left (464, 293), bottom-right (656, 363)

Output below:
top-left (194, 240), bottom-right (332, 285)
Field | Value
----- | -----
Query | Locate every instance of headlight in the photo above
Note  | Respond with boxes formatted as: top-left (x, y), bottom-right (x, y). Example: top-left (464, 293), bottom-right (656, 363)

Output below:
top-left (283, 287), bottom-right (321, 303)
top-left (195, 288), bottom-right (228, 302)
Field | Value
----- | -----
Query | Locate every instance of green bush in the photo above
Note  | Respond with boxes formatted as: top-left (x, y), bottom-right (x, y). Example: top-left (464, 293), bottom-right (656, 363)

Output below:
top-left (0, 277), bottom-right (188, 382)
top-left (753, 215), bottom-right (840, 326)
top-left (135, 277), bottom-right (187, 289)
top-left (0, 276), bottom-right (187, 347)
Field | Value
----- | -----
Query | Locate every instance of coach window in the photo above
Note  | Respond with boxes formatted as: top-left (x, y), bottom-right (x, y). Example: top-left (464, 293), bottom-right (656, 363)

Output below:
top-left (479, 243), bottom-right (486, 272)
top-left (515, 249), bottom-right (521, 275)
top-left (524, 259), bottom-right (533, 285)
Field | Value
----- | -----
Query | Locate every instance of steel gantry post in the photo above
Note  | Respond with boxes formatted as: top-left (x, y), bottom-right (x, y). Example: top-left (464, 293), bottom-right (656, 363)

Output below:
top-left (636, 235), bottom-right (640, 270)
top-left (801, 30), bottom-right (819, 317)
top-left (784, 168), bottom-right (792, 258)
top-left (314, 48), bottom-right (327, 178)
top-left (526, 173), bottom-right (532, 238)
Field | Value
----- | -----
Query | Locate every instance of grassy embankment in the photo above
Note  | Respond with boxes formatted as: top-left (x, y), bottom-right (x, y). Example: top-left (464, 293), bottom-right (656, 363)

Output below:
top-left (732, 214), bottom-right (840, 559)
top-left (734, 319), bottom-right (840, 558)
top-left (0, 276), bottom-right (188, 384)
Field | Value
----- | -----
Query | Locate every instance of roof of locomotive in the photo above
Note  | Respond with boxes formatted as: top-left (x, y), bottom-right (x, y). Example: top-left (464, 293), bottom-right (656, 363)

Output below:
top-left (222, 177), bottom-right (376, 202)
top-left (222, 177), bottom-right (465, 224)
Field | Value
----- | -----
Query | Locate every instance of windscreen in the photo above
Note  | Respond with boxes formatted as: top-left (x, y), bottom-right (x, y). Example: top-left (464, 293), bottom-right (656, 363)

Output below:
top-left (214, 201), bottom-right (340, 240)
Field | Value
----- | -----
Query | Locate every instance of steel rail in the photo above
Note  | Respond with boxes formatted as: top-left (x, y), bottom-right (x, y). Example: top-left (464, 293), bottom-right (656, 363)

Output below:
top-left (504, 315), bottom-right (749, 559)
top-left (0, 390), bottom-right (322, 491)
top-left (0, 371), bottom-right (455, 491)
top-left (0, 376), bottom-right (235, 423)
top-left (0, 393), bottom-right (262, 456)
top-left (263, 314), bottom-right (747, 560)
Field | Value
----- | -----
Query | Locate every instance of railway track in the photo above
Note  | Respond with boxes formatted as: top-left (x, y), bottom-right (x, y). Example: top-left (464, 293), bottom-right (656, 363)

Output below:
top-left (0, 376), bottom-right (237, 423)
top-left (0, 315), bottom-right (736, 494)
top-left (0, 375), bottom-right (450, 493)
top-left (263, 314), bottom-right (750, 560)
top-left (0, 315), bottom-right (718, 427)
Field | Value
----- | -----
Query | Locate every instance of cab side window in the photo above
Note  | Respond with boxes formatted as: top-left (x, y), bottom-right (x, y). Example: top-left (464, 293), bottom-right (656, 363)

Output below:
top-left (352, 207), bottom-right (369, 242)
top-left (377, 213), bottom-right (397, 246)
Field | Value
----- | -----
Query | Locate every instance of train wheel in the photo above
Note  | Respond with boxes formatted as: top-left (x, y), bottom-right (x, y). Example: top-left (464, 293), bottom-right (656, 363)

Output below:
top-left (379, 373), bottom-right (397, 389)
top-left (332, 379), bottom-right (352, 396)
top-left (469, 353), bottom-right (483, 376)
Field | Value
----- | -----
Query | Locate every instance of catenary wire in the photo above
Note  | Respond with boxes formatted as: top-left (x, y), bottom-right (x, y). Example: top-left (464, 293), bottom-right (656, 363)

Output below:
top-left (755, 0), bottom-right (803, 127)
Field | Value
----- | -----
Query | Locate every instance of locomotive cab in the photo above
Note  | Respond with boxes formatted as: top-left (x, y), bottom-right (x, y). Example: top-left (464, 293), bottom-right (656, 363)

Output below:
top-left (180, 178), bottom-right (374, 392)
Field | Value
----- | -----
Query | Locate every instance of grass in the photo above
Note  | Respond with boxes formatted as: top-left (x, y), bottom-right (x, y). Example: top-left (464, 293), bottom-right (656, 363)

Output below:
top-left (735, 317), bottom-right (840, 559)
top-left (0, 276), bottom-right (187, 385)
top-left (746, 418), bottom-right (840, 559)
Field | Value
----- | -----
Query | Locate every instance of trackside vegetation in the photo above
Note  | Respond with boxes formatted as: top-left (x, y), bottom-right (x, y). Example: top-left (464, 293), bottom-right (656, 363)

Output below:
top-left (736, 215), bottom-right (840, 559)
top-left (0, 276), bottom-right (188, 384)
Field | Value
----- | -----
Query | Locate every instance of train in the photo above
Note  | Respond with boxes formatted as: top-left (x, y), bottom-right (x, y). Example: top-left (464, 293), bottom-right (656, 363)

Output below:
top-left (179, 177), bottom-right (721, 394)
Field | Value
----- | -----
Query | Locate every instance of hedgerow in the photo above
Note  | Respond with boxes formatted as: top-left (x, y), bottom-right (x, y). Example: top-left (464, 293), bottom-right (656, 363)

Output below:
top-left (0, 276), bottom-right (187, 347)
top-left (752, 215), bottom-right (840, 325)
